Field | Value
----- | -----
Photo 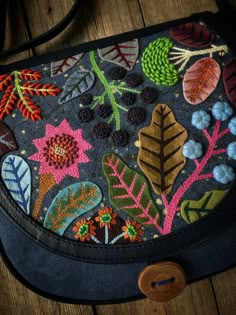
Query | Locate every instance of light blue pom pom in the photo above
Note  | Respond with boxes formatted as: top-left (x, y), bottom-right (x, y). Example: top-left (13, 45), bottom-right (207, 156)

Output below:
top-left (182, 140), bottom-right (203, 159)
top-left (191, 110), bottom-right (211, 129)
top-left (227, 142), bottom-right (236, 160)
top-left (212, 102), bottom-right (233, 121)
top-left (213, 165), bottom-right (235, 184)
top-left (228, 117), bottom-right (236, 135)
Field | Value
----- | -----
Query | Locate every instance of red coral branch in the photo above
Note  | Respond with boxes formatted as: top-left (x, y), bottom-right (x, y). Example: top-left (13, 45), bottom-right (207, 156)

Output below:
top-left (19, 69), bottom-right (42, 81)
top-left (17, 97), bottom-right (42, 121)
top-left (0, 74), bottom-right (13, 90)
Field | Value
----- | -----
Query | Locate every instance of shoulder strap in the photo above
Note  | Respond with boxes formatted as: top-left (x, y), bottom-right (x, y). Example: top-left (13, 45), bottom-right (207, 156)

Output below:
top-left (0, 0), bottom-right (80, 58)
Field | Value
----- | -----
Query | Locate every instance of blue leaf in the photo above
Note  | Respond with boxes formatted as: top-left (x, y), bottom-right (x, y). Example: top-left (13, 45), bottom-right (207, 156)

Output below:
top-left (1, 155), bottom-right (31, 214)
top-left (43, 181), bottom-right (102, 235)
top-left (58, 69), bottom-right (95, 104)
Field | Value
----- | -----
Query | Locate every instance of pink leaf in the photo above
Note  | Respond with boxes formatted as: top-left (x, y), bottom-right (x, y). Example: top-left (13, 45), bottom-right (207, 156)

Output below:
top-left (98, 39), bottom-right (139, 70)
top-left (183, 57), bottom-right (221, 105)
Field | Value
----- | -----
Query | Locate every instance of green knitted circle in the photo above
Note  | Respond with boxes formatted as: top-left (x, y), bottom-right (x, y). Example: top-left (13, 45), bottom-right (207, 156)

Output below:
top-left (141, 37), bottom-right (178, 86)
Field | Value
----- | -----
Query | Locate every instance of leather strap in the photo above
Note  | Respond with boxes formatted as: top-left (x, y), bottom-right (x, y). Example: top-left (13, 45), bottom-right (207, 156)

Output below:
top-left (0, 0), bottom-right (80, 58)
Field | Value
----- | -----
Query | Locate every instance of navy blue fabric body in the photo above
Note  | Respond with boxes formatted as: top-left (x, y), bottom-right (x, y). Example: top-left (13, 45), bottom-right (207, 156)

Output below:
top-left (0, 209), bottom-right (235, 304)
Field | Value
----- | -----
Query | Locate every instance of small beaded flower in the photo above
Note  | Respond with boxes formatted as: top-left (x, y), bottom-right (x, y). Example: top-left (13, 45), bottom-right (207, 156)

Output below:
top-left (228, 117), bottom-right (236, 135)
top-left (73, 218), bottom-right (97, 241)
top-left (213, 165), bottom-right (235, 184)
top-left (212, 102), bottom-right (233, 121)
top-left (227, 142), bottom-right (236, 160)
top-left (122, 220), bottom-right (144, 242)
top-left (95, 207), bottom-right (117, 229)
top-left (191, 110), bottom-right (211, 129)
top-left (182, 140), bottom-right (203, 159)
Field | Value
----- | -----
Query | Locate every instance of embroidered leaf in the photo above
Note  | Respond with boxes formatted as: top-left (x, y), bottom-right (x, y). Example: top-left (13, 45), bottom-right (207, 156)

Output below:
top-left (183, 57), bottom-right (221, 105)
top-left (22, 83), bottom-right (61, 96)
top-left (180, 190), bottom-right (228, 223)
top-left (223, 58), bottom-right (236, 107)
top-left (103, 153), bottom-right (161, 229)
top-left (0, 121), bottom-right (17, 156)
top-left (43, 181), bottom-right (102, 235)
top-left (98, 39), bottom-right (139, 71)
top-left (141, 37), bottom-right (178, 86)
top-left (58, 70), bottom-right (95, 104)
top-left (0, 74), bottom-right (13, 90)
top-left (17, 96), bottom-right (42, 121)
top-left (1, 155), bottom-right (31, 214)
top-left (0, 85), bottom-right (18, 119)
top-left (0, 69), bottom-right (60, 121)
top-left (170, 22), bottom-right (215, 48)
top-left (19, 69), bottom-right (42, 81)
top-left (138, 104), bottom-right (188, 195)
top-left (51, 53), bottom-right (84, 77)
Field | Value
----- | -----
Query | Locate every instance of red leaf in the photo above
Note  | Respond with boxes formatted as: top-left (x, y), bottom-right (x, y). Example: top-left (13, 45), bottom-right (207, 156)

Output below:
top-left (22, 82), bottom-right (61, 96)
top-left (223, 58), bottom-right (236, 107)
top-left (0, 86), bottom-right (18, 119)
top-left (19, 69), bottom-right (42, 81)
top-left (183, 57), bottom-right (221, 105)
top-left (17, 97), bottom-right (42, 121)
top-left (0, 121), bottom-right (18, 156)
top-left (170, 22), bottom-right (215, 48)
top-left (98, 39), bottom-right (139, 70)
top-left (51, 54), bottom-right (84, 77)
top-left (0, 74), bottom-right (13, 90)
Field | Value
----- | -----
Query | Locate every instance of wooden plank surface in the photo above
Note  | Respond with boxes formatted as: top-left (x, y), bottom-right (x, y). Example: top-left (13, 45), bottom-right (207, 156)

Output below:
top-left (0, 0), bottom-right (236, 314)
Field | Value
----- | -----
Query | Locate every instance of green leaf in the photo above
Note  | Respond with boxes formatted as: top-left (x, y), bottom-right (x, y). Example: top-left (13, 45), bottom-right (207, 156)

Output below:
top-left (43, 181), bottom-right (102, 235)
top-left (180, 190), bottom-right (228, 223)
top-left (103, 153), bottom-right (161, 229)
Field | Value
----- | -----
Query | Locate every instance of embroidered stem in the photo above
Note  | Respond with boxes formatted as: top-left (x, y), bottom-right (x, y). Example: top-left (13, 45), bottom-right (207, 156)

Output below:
top-left (105, 224), bottom-right (109, 244)
top-left (91, 235), bottom-right (102, 244)
top-left (169, 44), bottom-right (228, 71)
top-left (109, 232), bottom-right (125, 244)
top-left (91, 91), bottom-right (107, 109)
top-left (89, 51), bottom-right (127, 130)
top-left (161, 120), bottom-right (228, 234)
top-left (110, 82), bottom-right (141, 95)
top-left (32, 173), bottom-right (56, 219)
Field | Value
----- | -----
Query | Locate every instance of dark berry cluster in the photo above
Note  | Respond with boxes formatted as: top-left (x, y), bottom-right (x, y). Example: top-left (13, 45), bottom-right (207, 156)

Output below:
top-left (112, 130), bottom-right (129, 147)
top-left (127, 107), bottom-right (146, 125)
top-left (80, 93), bottom-right (93, 106)
top-left (107, 67), bottom-right (126, 80)
top-left (97, 105), bottom-right (113, 118)
top-left (93, 123), bottom-right (111, 139)
top-left (78, 108), bottom-right (94, 123)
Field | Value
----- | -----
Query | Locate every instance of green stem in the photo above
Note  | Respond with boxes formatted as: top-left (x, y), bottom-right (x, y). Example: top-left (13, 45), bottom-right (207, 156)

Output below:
top-left (89, 51), bottom-right (122, 130)
top-left (110, 83), bottom-right (141, 95)
top-left (91, 90), bottom-right (107, 109)
top-left (13, 71), bottom-right (35, 115)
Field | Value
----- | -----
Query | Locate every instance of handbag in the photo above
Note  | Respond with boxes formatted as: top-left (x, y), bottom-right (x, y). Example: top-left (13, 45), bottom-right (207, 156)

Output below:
top-left (0, 0), bottom-right (236, 304)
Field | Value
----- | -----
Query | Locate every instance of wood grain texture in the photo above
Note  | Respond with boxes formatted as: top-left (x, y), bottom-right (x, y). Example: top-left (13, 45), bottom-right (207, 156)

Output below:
top-left (0, 0), bottom-right (236, 314)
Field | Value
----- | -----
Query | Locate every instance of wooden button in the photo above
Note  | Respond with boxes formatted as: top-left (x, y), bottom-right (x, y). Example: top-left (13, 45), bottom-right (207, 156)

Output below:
top-left (138, 261), bottom-right (186, 302)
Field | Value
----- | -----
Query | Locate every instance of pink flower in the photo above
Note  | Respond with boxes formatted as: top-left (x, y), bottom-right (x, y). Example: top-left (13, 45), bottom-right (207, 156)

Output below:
top-left (28, 119), bottom-right (92, 183)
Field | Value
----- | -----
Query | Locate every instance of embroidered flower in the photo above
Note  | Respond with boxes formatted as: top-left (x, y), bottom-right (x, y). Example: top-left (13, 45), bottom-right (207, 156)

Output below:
top-left (213, 164), bottom-right (235, 184)
top-left (73, 218), bottom-right (96, 241)
top-left (95, 207), bottom-right (117, 228)
top-left (212, 102), bottom-right (233, 121)
top-left (228, 117), bottom-right (236, 135)
top-left (28, 119), bottom-right (92, 183)
top-left (191, 110), bottom-right (210, 129)
top-left (122, 220), bottom-right (144, 242)
top-left (227, 142), bottom-right (236, 160)
top-left (182, 140), bottom-right (203, 159)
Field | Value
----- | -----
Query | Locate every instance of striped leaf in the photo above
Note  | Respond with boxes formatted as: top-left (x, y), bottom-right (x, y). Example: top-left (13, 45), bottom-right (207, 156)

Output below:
top-left (183, 57), bottom-right (221, 105)
top-left (180, 190), bottom-right (228, 223)
top-left (170, 22), bottom-right (215, 48)
top-left (138, 104), bottom-right (188, 195)
top-left (1, 155), bottom-right (31, 214)
top-left (51, 54), bottom-right (84, 77)
top-left (223, 58), bottom-right (236, 107)
top-left (58, 69), bottom-right (95, 104)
